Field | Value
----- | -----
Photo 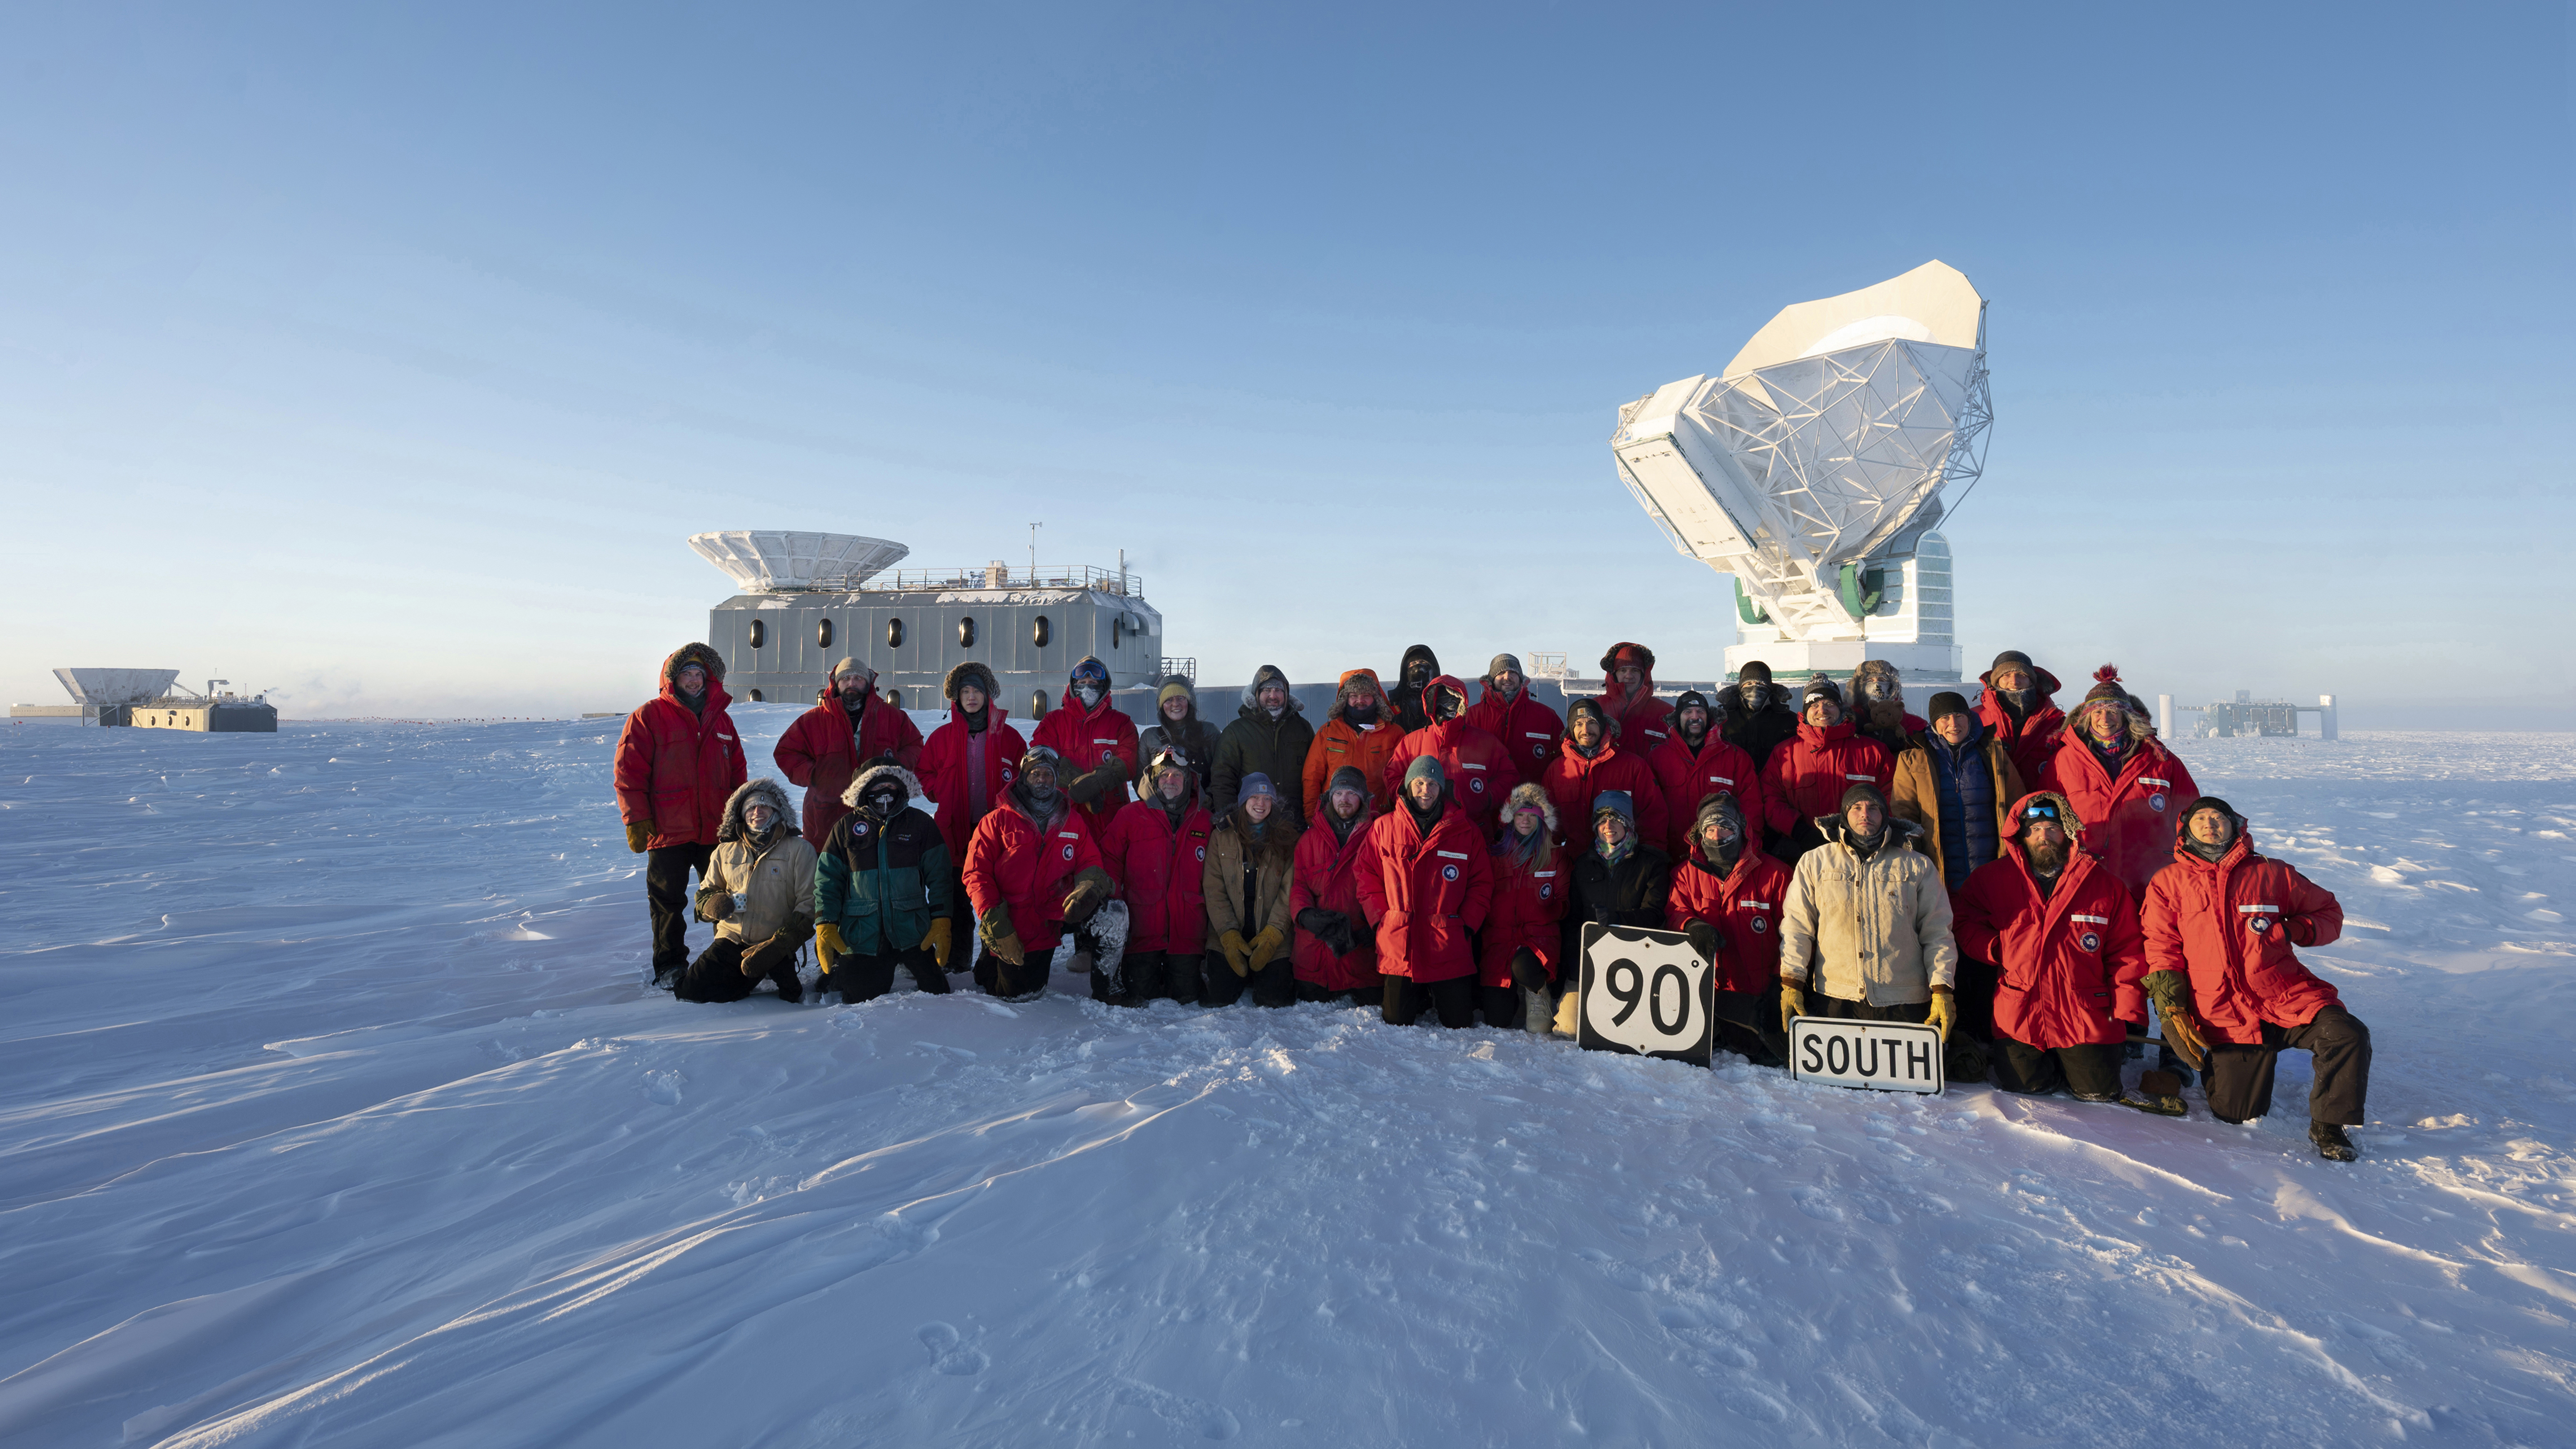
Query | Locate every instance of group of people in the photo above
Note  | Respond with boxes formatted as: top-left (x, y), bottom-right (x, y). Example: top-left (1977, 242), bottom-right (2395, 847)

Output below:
top-left (613, 641), bottom-right (2374, 1163)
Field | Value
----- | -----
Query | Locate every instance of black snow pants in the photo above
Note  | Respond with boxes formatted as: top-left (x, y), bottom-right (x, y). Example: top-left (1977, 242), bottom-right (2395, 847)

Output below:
top-left (835, 947), bottom-right (950, 1001)
top-left (1992, 1036), bottom-right (2124, 1099)
top-left (676, 935), bottom-right (803, 1004)
top-left (646, 841), bottom-right (714, 980)
top-left (2203, 1007), bottom-right (2371, 1126)
top-left (1384, 974), bottom-right (1476, 1028)
top-left (1203, 957), bottom-right (1294, 1008)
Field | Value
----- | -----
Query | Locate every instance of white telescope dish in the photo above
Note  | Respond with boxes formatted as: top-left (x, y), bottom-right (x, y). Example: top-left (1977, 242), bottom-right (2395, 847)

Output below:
top-left (687, 531), bottom-right (910, 594)
top-left (1611, 260), bottom-right (1990, 646)
top-left (54, 668), bottom-right (182, 705)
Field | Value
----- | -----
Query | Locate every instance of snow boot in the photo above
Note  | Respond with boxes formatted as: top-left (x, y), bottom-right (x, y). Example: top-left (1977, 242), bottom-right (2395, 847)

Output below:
top-left (2309, 1122), bottom-right (2358, 1162)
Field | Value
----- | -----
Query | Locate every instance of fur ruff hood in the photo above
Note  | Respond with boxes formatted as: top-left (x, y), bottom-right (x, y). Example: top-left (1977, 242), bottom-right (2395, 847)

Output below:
top-left (1504, 780), bottom-right (1559, 835)
top-left (841, 762), bottom-right (926, 810)
top-left (1238, 664), bottom-right (1305, 716)
top-left (662, 641), bottom-right (726, 688)
top-left (943, 661), bottom-right (999, 703)
top-left (717, 778), bottom-right (796, 843)
top-left (1327, 668), bottom-right (1387, 723)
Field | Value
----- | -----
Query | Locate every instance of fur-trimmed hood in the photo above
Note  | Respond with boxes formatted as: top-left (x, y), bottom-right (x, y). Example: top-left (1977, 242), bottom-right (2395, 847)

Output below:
top-left (2004, 789), bottom-right (2083, 838)
top-left (1503, 780), bottom-right (1558, 835)
top-left (1818, 810), bottom-right (1926, 851)
top-left (1139, 746), bottom-right (1202, 806)
top-left (1328, 668), bottom-right (1387, 722)
top-left (717, 778), bottom-right (796, 842)
top-left (1238, 664), bottom-right (1305, 717)
top-left (943, 661), bottom-right (999, 704)
top-left (662, 641), bottom-right (726, 689)
top-left (841, 761), bottom-right (925, 811)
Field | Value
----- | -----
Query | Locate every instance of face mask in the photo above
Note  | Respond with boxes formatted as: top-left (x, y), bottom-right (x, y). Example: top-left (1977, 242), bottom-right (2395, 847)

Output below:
top-left (865, 788), bottom-right (903, 816)
top-left (1407, 663), bottom-right (1431, 685)
top-left (1076, 683), bottom-right (1103, 707)
top-left (1345, 700), bottom-right (1380, 725)
top-left (1862, 678), bottom-right (1897, 702)
top-left (1739, 682), bottom-right (1766, 708)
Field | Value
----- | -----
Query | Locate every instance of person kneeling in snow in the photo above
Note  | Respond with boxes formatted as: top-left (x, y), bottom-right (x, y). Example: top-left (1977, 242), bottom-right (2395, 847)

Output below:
top-left (1778, 784), bottom-right (1957, 1041)
top-left (1666, 791), bottom-right (1792, 1066)
top-left (962, 746), bottom-right (1114, 1000)
top-left (813, 761), bottom-right (955, 1002)
top-left (1954, 794), bottom-right (2179, 1110)
top-left (2134, 799), bottom-right (2369, 1161)
top-left (678, 779), bottom-right (818, 1004)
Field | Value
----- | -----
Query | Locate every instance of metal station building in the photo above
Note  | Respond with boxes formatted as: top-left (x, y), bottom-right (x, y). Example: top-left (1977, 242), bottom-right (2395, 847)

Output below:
top-left (693, 532), bottom-right (1172, 716)
top-left (12, 669), bottom-right (278, 731)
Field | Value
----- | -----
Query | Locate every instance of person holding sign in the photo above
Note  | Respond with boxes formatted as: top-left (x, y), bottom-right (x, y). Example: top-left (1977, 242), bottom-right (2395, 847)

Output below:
top-left (1357, 757), bottom-right (1494, 1028)
top-left (2134, 798), bottom-right (2368, 1161)
top-left (1477, 783), bottom-right (1567, 1031)
top-left (1953, 793), bottom-right (2175, 1109)
top-left (1666, 791), bottom-right (1794, 1066)
top-left (1777, 783), bottom-right (1958, 1037)
top-left (1558, 790), bottom-right (1674, 1035)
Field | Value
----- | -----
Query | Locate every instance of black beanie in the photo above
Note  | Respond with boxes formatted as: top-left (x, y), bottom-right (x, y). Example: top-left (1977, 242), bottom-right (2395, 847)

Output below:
top-left (1839, 781), bottom-right (1888, 814)
top-left (1989, 649), bottom-right (2036, 677)
top-left (1927, 691), bottom-right (1972, 723)
top-left (1737, 661), bottom-right (1772, 683)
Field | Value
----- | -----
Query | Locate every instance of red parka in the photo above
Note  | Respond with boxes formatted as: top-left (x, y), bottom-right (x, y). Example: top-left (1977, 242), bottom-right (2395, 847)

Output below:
top-left (1465, 683), bottom-right (1565, 785)
top-left (1290, 809), bottom-right (1383, 990)
top-left (2039, 730), bottom-right (2199, 900)
top-left (2133, 831), bottom-right (2344, 1046)
top-left (1541, 735), bottom-right (1667, 850)
top-left (961, 796), bottom-right (1105, 956)
top-left (916, 705), bottom-right (1028, 866)
top-left (1977, 662), bottom-right (2066, 788)
top-left (1098, 785), bottom-right (1213, 957)
top-left (1664, 844), bottom-right (1793, 994)
top-left (1478, 836), bottom-right (1569, 988)
top-left (1383, 688), bottom-right (1517, 835)
top-left (1953, 801), bottom-right (2148, 1049)
top-left (1590, 648), bottom-right (1673, 755)
top-left (1029, 693), bottom-right (1140, 833)
top-left (1649, 733), bottom-right (1768, 862)
top-left (613, 645), bottom-right (748, 850)
top-left (1762, 721), bottom-right (1894, 838)
top-left (774, 696), bottom-right (925, 855)
top-left (1356, 799), bottom-right (1494, 982)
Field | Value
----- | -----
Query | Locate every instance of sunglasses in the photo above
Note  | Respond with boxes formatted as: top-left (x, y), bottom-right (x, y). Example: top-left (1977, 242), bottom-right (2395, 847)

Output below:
top-left (2020, 804), bottom-right (2061, 822)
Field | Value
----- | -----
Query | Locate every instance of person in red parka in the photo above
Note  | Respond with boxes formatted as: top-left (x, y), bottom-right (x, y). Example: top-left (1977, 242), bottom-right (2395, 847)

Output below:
top-left (1976, 650), bottom-right (2066, 788)
top-left (774, 658), bottom-right (926, 856)
top-left (1029, 655), bottom-right (1139, 834)
top-left (1761, 675), bottom-right (1894, 861)
top-left (1465, 653), bottom-right (1564, 786)
top-left (2133, 798), bottom-right (2368, 1161)
top-left (615, 643), bottom-right (749, 987)
top-left (2040, 665), bottom-right (2199, 900)
top-left (1651, 690), bottom-right (1767, 863)
top-left (1478, 783), bottom-right (1568, 1032)
top-left (1382, 674), bottom-right (1517, 835)
top-left (1357, 756), bottom-right (1494, 1029)
top-left (1097, 746), bottom-right (1213, 1007)
top-left (916, 661), bottom-right (1028, 869)
top-left (1847, 660), bottom-right (1929, 758)
top-left (1954, 793), bottom-right (2166, 1106)
top-left (962, 746), bottom-right (1114, 999)
top-left (1542, 698), bottom-right (1667, 851)
top-left (1591, 641), bottom-right (1673, 754)
top-left (1665, 791), bottom-right (1794, 1065)
top-left (1290, 766), bottom-right (1384, 1007)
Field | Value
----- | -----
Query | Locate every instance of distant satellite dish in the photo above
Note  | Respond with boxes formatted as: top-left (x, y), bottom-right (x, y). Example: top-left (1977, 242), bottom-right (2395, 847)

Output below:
top-left (687, 531), bottom-right (910, 593)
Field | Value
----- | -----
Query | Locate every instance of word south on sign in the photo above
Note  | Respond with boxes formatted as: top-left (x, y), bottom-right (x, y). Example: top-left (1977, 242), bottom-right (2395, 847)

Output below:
top-left (1789, 1017), bottom-right (1945, 1095)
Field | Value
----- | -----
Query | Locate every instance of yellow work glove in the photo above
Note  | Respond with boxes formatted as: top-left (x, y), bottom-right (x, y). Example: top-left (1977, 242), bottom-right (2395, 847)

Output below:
top-left (1779, 980), bottom-right (1806, 1037)
top-left (625, 821), bottom-right (652, 854)
top-left (923, 917), bottom-right (953, 969)
top-left (978, 905), bottom-right (1024, 967)
top-left (1218, 930), bottom-right (1252, 977)
top-left (2143, 970), bottom-right (2209, 1071)
top-left (814, 922), bottom-right (848, 965)
top-left (1247, 926), bottom-right (1286, 971)
top-left (1925, 988), bottom-right (1955, 1042)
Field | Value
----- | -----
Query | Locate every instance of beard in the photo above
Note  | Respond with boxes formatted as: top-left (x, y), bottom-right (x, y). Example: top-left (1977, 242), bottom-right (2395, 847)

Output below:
top-left (2027, 839), bottom-right (2068, 874)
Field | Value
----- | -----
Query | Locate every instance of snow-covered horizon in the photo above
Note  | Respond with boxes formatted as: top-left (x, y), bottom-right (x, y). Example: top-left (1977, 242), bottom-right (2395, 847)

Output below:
top-left (2, 721), bottom-right (2569, 1446)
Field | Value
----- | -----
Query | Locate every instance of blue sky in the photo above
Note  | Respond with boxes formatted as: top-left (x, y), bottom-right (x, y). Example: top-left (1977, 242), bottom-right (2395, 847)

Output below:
top-left (3, 3), bottom-right (2568, 725)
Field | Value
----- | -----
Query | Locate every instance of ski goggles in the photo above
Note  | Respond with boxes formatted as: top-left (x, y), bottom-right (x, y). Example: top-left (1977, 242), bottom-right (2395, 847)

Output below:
top-left (2020, 802), bottom-right (2063, 823)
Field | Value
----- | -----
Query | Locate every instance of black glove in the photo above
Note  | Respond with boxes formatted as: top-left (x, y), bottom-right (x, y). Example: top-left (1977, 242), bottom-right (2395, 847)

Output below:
top-left (1065, 761), bottom-right (1129, 805)
top-left (1296, 907), bottom-right (1345, 936)
top-left (1510, 947), bottom-right (1547, 994)
top-left (1323, 916), bottom-right (1358, 956)
top-left (1684, 920), bottom-right (1718, 964)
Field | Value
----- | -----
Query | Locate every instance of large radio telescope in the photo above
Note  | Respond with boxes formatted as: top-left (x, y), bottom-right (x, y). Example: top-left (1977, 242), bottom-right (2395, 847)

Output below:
top-left (687, 531), bottom-right (909, 594)
top-left (1611, 261), bottom-right (1991, 650)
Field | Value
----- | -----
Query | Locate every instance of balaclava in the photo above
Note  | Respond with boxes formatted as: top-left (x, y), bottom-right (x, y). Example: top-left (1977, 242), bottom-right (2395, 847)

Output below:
top-left (1013, 746), bottom-right (1064, 823)
top-left (1736, 661), bottom-right (1773, 714)
top-left (1695, 792), bottom-right (1745, 872)
top-left (858, 767), bottom-right (908, 823)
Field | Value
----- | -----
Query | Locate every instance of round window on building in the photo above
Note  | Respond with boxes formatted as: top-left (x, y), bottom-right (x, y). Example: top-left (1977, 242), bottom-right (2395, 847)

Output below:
top-left (957, 616), bottom-right (977, 647)
top-left (747, 618), bottom-right (766, 649)
top-left (887, 618), bottom-right (905, 648)
top-left (748, 688), bottom-right (764, 702)
top-left (1031, 615), bottom-right (1051, 648)
top-left (1031, 689), bottom-right (1051, 716)
top-left (817, 618), bottom-right (834, 649)
top-left (883, 687), bottom-right (903, 709)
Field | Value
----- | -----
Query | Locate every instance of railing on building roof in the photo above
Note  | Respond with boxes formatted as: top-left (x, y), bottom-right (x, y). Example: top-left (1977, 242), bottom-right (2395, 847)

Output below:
top-left (803, 562), bottom-right (1144, 597)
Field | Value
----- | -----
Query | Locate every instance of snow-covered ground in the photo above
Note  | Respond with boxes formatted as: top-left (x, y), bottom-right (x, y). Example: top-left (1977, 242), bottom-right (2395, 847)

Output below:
top-left (2, 712), bottom-right (2570, 1447)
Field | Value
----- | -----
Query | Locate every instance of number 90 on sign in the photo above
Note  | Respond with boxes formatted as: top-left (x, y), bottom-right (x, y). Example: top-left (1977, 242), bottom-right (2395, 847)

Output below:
top-left (1576, 923), bottom-right (1715, 1067)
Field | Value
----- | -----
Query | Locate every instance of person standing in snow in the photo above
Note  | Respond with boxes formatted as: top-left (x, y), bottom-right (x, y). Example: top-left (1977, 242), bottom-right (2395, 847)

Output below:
top-left (1665, 792), bottom-right (1794, 1066)
top-left (1649, 690), bottom-right (1766, 864)
top-left (1590, 642), bottom-right (1673, 754)
top-left (1388, 645), bottom-right (1442, 734)
top-left (2133, 799), bottom-right (2370, 1161)
top-left (616, 643), bottom-right (749, 988)
top-left (1952, 794), bottom-right (2173, 1106)
top-left (1464, 653), bottom-right (1564, 786)
top-left (1301, 669), bottom-right (1402, 820)
top-left (1029, 656), bottom-right (1139, 835)
top-left (917, 662), bottom-right (1028, 875)
top-left (1975, 651), bottom-right (2066, 788)
top-left (1382, 674), bottom-right (1516, 835)
top-left (1290, 766), bottom-right (1384, 1007)
top-left (961, 746), bottom-right (1114, 999)
top-left (1557, 789), bottom-right (1673, 1035)
top-left (1778, 784), bottom-right (1958, 1041)
top-left (2039, 665), bottom-right (2199, 900)
top-left (1098, 746), bottom-right (1215, 1006)
top-left (1542, 698), bottom-right (1666, 852)
top-left (774, 659), bottom-right (925, 858)
top-left (1847, 659), bottom-right (1927, 758)
top-left (676, 779), bottom-right (817, 1003)
top-left (1890, 691), bottom-right (2025, 895)
top-left (1358, 757), bottom-right (1494, 1028)
top-left (1135, 678), bottom-right (1219, 800)
top-left (1762, 676), bottom-right (1894, 862)
top-left (1212, 665), bottom-right (1315, 826)
top-left (1478, 783), bottom-right (1567, 1032)
top-left (1723, 661), bottom-right (1801, 776)
top-left (812, 762), bottom-right (954, 1001)
top-left (1201, 773), bottom-right (1299, 1008)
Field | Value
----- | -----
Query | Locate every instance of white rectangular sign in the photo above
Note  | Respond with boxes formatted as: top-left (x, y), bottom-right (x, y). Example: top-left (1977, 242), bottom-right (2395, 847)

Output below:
top-left (1788, 1017), bottom-right (1944, 1094)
